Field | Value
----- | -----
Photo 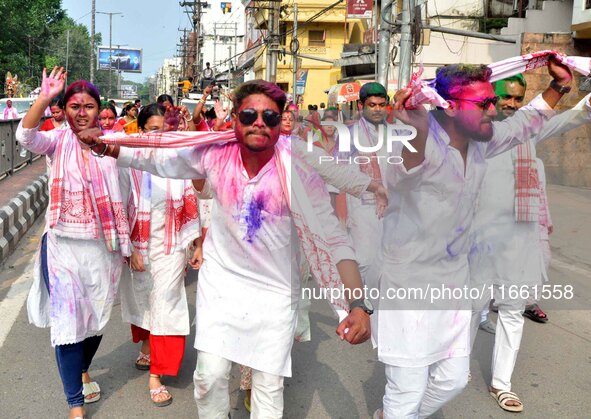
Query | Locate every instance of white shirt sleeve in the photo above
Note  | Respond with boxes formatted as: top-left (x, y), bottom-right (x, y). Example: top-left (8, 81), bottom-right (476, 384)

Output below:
top-left (532, 92), bottom-right (591, 144)
top-left (117, 145), bottom-right (208, 179)
top-left (485, 94), bottom-right (555, 158)
top-left (292, 140), bottom-right (372, 198)
top-left (15, 120), bottom-right (59, 156)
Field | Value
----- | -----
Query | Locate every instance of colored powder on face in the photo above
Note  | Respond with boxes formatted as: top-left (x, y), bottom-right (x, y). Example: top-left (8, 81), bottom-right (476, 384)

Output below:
top-left (244, 194), bottom-right (266, 243)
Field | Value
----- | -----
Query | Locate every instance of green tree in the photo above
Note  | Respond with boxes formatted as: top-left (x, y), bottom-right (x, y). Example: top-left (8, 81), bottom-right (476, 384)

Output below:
top-left (0, 0), bottom-right (64, 95)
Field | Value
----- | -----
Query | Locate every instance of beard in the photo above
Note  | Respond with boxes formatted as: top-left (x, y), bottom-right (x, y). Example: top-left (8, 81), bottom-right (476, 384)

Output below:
top-left (457, 119), bottom-right (494, 143)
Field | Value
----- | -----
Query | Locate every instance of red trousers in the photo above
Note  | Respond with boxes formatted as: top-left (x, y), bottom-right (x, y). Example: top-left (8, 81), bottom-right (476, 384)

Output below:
top-left (131, 324), bottom-right (185, 376)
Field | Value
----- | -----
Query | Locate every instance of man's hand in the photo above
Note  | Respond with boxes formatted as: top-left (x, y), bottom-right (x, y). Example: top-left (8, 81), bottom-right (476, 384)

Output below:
top-left (391, 88), bottom-right (429, 171)
top-left (548, 55), bottom-right (573, 86)
top-left (374, 183), bottom-right (388, 219)
top-left (189, 245), bottom-right (204, 269)
top-left (76, 127), bottom-right (103, 148)
top-left (392, 88), bottom-right (429, 131)
top-left (336, 308), bottom-right (371, 344)
top-left (130, 249), bottom-right (145, 272)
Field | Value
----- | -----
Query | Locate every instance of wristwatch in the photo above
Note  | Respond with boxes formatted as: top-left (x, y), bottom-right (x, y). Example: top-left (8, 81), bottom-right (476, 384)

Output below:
top-left (349, 298), bottom-right (374, 315)
top-left (550, 79), bottom-right (571, 94)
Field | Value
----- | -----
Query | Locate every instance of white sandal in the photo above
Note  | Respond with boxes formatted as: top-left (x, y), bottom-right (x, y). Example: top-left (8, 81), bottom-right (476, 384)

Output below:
top-left (82, 381), bottom-right (101, 403)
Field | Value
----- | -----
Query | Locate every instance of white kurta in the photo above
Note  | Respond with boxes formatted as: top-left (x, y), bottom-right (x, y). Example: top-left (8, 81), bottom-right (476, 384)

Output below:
top-left (119, 175), bottom-right (192, 336)
top-left (375, 96), bottom-right (553, 367)
top-left (117, 141), bottom-right (355, 377)
top-left (469, 150), bottom-right (542, 307)
top-left (16, 125), bottom-right (125, 347)
top-left (469, 93), bottom-right (591, 306)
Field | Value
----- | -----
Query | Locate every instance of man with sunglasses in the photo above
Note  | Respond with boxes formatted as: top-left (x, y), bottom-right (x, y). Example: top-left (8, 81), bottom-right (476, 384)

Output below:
top-left (78, 80), bottom-right (371, 418)
top-left (337, 82), bottom-right (390, 289)
top-left (469, 72), bottom-right (591, 412)
top-left (370, 58), bottom-right (576, 419)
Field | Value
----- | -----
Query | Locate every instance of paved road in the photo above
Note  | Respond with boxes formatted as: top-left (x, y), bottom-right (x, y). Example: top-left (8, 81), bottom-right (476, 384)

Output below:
top-left (0, 185), bottom-right (590, 418)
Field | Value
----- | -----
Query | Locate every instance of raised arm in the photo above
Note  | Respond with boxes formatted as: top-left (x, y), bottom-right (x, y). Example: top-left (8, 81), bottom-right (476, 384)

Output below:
top-left (22, 67), bottom-right (66, 129)
top-left (392, 89), bottom-right (429, 170)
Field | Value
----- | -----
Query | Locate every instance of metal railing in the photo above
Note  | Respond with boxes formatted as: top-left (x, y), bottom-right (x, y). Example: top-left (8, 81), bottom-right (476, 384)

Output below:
top-left (0, 118), bottom-right (41, 180)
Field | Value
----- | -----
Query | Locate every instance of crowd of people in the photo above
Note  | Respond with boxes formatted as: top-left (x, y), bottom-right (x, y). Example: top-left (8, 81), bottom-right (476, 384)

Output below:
top-left (15, 54), bottom-right (591, 419)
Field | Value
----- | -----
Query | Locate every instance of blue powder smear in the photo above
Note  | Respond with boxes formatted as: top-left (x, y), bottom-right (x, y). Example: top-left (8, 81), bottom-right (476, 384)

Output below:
top-left (244, 194), bottom-right (265, 243)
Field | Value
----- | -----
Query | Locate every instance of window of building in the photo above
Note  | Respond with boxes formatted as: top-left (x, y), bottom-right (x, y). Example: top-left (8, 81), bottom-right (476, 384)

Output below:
top-left (308, 30), bottom-right (325, 47)
top-left (586, 0), bottom-right (591, 9)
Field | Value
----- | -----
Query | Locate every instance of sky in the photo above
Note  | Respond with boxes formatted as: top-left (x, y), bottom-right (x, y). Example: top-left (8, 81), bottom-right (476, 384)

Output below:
top-left (61, 0), bottom-right (240, 83)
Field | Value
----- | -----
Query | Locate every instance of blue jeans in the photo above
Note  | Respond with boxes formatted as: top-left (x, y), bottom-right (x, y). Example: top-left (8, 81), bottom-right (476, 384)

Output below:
top-left (41, 233), bottom-right (103, 408)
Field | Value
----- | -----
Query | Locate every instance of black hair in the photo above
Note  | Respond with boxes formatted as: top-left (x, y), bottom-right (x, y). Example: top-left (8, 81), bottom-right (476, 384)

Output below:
top-left (137, 103), bottom-right (166, 131)
top-left (232, 80), bottom-right (286, 113)
top-left (156, 94), bottom-right (174, 106)
top-left (50, 97), bottom-right (64, 109)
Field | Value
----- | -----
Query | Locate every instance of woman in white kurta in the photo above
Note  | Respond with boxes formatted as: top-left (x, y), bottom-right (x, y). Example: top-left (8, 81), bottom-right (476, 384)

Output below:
top-left (17, 70), bottom-right (130, 419)
top-left (119, 103), bottom-right (202, 407)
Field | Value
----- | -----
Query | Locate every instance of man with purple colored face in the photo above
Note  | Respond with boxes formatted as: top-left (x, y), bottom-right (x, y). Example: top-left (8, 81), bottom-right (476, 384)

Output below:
top-left (370, 59), bottom-right (573, 419)
top-left (76, 79), bottom-right (372, 418)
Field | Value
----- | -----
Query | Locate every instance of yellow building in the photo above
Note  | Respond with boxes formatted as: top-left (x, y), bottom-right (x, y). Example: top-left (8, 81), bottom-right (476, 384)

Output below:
top-left (251, 1), bottom-right (367, 108)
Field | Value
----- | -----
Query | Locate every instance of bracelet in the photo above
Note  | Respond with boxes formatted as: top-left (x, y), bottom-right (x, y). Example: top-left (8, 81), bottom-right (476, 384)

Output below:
top-left (91, 143), bottom-right (109, 158)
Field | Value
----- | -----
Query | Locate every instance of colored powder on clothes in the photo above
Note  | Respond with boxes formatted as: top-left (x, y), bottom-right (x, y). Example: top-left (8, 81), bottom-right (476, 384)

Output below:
top-left (244, 194), bottom-right (266, 243)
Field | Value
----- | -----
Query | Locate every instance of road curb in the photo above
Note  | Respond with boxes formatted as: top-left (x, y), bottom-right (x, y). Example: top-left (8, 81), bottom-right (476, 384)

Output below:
top-left (0, 175), bottom-right (48, 264)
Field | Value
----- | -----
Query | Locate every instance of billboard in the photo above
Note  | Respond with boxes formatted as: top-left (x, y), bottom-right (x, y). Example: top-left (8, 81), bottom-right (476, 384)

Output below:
top-left (97, 46), bottom-right (142, 73)
top-left (347, 0), bottom-right (372, 19)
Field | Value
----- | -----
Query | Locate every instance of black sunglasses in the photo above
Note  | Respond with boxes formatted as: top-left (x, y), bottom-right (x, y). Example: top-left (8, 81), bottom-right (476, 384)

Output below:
top-left (238, 108), bottom-right (282, 127)
top-left (449, 96), bottom-right (499, 110)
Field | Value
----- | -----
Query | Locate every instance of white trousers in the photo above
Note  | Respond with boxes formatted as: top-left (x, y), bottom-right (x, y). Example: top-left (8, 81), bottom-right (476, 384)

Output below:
top-left (383, 356), bottom-right (469, 419)
top-left (193, 351), bottom-right (284, 418)
top-left (491, 308), bottom-right (525, 391)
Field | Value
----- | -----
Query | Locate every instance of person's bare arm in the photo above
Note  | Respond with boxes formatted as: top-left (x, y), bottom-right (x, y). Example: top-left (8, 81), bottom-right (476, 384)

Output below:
top-left (334, 260), bottom-right (371, 344)
top-left (192, 84), bottom-right (213, 126)
top-left (540, 56), bottom-right (573, 109)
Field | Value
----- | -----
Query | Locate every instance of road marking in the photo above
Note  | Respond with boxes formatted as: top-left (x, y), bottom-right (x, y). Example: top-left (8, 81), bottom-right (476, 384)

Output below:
top-left (0, 259), bottom-right (35, 349)
top-left (551, 257), bottom-right (591, 277)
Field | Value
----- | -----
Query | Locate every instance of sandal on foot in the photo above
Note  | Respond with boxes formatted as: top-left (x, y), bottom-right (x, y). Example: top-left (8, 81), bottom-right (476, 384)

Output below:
top-left (82, 381), bottom-right (101, 403)
top-left (523, 304), bottom-right (548, 323)
top-left (489, 389), bottom-right (523, 412)
top-left (479, 319), bottom-right (496, 334)
top-left (135, 351), bottom-right (151, 370)
top-left (150, 385), bottom-right (173, 407)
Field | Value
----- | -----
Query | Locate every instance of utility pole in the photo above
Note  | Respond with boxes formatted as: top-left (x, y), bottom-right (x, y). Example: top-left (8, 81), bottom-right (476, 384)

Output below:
top-left (265, 0), bottom-right (281, 82)
top-left (97, 11), bottom-right (123, 98)
top-left (292, 3), bottom-right (298, 101)
top-left (377, 0), bottom-right (393, 88)
top-left (397, 0), bottom-right (414, 88)
top-left (213, 26), bottom-right (218, 71)
top-left (180, 2), bottom-right (209, 82)
top-left (234, 22), bottom-right (238, 74)
top-left (90, 0), bottom-right (95, 83)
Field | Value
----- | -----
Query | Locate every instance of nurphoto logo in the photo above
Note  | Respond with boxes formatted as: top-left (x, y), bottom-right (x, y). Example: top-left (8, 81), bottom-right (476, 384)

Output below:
top-left (307, 121), bottom-right (418, 165)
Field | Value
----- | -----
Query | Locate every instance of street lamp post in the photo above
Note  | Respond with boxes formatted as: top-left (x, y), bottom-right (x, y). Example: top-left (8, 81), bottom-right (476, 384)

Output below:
top-left (97, 11), bottom-right (123, 98)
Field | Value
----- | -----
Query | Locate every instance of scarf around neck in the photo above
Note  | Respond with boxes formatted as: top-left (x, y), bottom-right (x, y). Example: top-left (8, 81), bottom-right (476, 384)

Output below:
top-left (102, 130), bottom-right (350, 312)
top-left (49, 128), bottom-right (130, 255)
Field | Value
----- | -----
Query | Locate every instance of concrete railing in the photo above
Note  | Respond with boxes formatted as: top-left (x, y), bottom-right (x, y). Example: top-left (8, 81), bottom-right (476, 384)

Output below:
top-left (0, 119), bottom-right (41, 180)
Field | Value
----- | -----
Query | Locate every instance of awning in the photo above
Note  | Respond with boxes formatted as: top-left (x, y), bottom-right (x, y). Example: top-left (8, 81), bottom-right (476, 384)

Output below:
top-left (333, 53), bottom-right (375, 67)
top-left (326, 82), bottom-right (362, 106)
